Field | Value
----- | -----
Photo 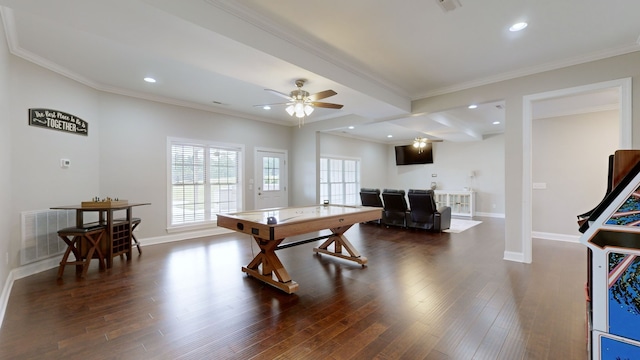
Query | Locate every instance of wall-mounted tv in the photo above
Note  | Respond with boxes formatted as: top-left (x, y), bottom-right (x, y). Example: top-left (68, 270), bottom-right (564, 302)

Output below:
top-left (395, 144), bottom-right (433, 165)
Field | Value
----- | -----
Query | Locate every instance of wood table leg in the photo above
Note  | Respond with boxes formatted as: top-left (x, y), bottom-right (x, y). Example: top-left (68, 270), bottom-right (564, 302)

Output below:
top-left (125, 207), bottom-right (132, 260)
top-left (313, 225), bottom-right (368, 266)
top-left (242, 236), bottom-right (299, 293)
top-left (57, 235), bottom-right (82, 278)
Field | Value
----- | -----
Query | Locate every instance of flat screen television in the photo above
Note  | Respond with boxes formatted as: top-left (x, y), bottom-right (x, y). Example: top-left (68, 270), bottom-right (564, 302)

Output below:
top-left (395, 144), bottom-right (433, 165)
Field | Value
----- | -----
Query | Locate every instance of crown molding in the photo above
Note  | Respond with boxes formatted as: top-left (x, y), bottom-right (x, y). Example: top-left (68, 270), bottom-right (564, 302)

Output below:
top-left (1, 7), bottom-right (299, 127)
top-left (415, 44), bottom-right (640, 99)
top-left (205, 0), bottom-right (409, 99)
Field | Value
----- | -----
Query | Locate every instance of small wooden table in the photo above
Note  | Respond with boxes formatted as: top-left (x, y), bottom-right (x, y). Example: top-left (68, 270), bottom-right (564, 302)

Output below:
top-left (51, 202), bottom-right (150, 268)
top-left (217, 205), bottom-right (381, 293)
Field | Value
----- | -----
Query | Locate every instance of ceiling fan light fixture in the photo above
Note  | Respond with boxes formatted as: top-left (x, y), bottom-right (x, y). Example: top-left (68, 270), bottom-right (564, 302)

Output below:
top-left (294, 102), bottom-right (305, 117)
top-left (413, 137), bottom-right (428, 153)
top-left (285, 105), bottom-right (295, 116)
top-left (259, 79), bottom-right (342, 127)
top-left (304, 104), bottom-right (314, 116)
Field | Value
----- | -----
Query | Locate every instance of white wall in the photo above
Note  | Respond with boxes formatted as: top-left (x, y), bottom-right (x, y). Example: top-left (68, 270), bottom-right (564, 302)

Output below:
top-left (0, 50), bottom-right (294, 324)
top-left (97, 93), bottom-right (292, 238)
top-left (532, 110), bottom-right (618, 237)
top-left (8, 57), bottom-right (101, 269)
top-left (386, 134), bottom-right (505, 216)
top-left (412, 51), bottom-right (640, 260)
top-left (0, 12), bottom-right (12, 315)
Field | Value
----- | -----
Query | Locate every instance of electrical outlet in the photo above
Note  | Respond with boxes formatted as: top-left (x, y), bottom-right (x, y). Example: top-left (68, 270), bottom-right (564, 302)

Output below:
top-left (431, 173), bottom-right (437, 177)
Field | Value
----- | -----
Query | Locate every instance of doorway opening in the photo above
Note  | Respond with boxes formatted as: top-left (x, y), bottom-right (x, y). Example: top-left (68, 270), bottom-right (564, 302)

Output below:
top-left (521, 78), bottom-right (632, 263)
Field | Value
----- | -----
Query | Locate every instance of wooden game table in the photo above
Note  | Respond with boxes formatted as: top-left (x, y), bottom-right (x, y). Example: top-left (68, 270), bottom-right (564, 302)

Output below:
top-left (51, 202), bottom-right (150, 268)
top-left (216, 204), bottom-right (382, 293)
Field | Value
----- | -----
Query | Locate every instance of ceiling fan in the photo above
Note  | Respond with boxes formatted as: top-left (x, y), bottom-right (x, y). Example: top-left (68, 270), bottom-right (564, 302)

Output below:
top-left (256, 79), bottom-right (343, 126)
top-left (413, 137), bottom-right (443, 153)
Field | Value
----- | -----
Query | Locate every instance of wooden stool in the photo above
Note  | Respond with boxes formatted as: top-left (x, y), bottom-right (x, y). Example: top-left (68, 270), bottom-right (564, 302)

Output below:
top-left (116, 217), bottom-right (142, 255)
top-left (57, 225), bottom-right (106, 278)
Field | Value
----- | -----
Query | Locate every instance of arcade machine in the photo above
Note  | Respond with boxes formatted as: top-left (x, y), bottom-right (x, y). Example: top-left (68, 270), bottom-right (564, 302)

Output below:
top-left (579, 150), bottom-right (640, 359)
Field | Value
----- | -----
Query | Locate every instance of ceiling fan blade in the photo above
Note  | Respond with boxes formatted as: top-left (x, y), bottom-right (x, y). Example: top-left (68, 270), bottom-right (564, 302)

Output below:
top-left (252, 102), bottom-right (291, 107)
top-left (307, 89), bottom-right (337, 101)
top-left (265, 88), bottom-right (293, 100)
top-left (311, 102), bottom-right (343, 109)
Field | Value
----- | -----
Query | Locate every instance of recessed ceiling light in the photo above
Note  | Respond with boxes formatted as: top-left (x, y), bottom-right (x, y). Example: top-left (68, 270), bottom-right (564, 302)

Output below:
top-left (493, 121), bottom-right (501, 125)
top-left (143, 77), bottom-right (156, 83)
top-left (387, 135), bottom-right (393, 138)
top-left (263, 105), bottom-right (271, 110)
top-left (348, 126), bottom-right (355, 129)
top-left (468, 104), bottom-right (478, 109)
top-left (509, 22), bottom-right (528, 32)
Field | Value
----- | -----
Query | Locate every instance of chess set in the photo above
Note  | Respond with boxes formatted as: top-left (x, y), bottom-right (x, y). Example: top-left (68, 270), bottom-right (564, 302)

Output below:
top-left (81, 197), bottom-right (128, 208)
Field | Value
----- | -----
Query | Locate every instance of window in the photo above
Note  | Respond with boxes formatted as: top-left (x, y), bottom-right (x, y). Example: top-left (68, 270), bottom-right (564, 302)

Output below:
top-left (319, 157), bottom-right (360, 205)
top-left (262, 156), bottom-right (280, 191)
top-left (169, 138), bottom-right (242, 229)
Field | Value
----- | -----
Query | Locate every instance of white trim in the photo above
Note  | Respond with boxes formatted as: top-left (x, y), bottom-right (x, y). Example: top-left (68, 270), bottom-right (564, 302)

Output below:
top-left (522, 78), bottom-right (632, 264)
top-left (522, 97), bottom-right (534, 264)
top-left (475, 211), bottom-right (505, 218)
top-left (0, 257), bottom-right (63, 327)
top-left (319, 156), bottom-right (362, 206)
top-left (166, 137), bottom-right (245, 230)
top-left (532, 231), bottom-right (580, 243)
top-left (0, 270), bottom-right (14, 327)
top-left (503, 251), bottom-right (525, 262)
top-left (144, 228), bottom-right (234, 246)
top-left (254, 147), bottom-right (289, 210)
top-left (320, 153), bottom-right (362, 161)
top-left (417, 44), bottom-right (640, 99)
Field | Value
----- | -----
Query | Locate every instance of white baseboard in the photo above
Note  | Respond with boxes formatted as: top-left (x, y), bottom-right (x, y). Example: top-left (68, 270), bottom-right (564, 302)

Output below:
top-left (475, 211), bottom-right (505, 218)
top-left (503, 251), bottom-right (525, 262)
top-left (532, 231), bottom-right (580, 243)
top-left (142, 227), bottom-right (233, 247)
top-left (0, 226), bottom-right (234, 327)
top-left (0, 256), bottom-right (61, 326)
top-left (0, 270), bottom-right (14, 328)
top-left (503, 232), bottom-right (581, 263)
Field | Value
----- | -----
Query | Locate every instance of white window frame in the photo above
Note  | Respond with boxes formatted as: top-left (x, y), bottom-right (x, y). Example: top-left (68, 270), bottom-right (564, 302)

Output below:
top-left (166, 137), bottom-right (244, 232)
top-left (319, 155), bottom-right (361, 206)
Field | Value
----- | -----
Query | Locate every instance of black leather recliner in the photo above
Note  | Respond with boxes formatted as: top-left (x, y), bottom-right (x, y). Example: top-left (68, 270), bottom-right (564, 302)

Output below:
top-left (381, 189), bottom-right (408, 227)
top-left (406, 189), bottom-right (451, 231)
top-left (359, 188), bottom-right (383, 207)
top-left (359, 188), bottom-right (383, 224)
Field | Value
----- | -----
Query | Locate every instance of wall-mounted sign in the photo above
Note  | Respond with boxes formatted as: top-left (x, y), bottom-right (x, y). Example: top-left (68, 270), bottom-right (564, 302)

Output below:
top-left (28, 108), bottom-right (88, 136)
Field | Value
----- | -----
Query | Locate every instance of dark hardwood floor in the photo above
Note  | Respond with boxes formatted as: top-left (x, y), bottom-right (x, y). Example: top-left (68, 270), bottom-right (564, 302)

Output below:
top-left (0, 217), bottom-right (588, 359)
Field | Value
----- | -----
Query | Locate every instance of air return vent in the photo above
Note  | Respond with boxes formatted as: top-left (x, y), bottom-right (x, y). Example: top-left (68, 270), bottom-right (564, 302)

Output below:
top-left (21, 209), bottom-right (76, 265)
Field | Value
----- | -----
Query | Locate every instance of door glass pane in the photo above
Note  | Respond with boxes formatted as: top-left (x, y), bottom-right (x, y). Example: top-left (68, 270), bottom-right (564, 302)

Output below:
top-left (263, 156), bottom-right (280, 191)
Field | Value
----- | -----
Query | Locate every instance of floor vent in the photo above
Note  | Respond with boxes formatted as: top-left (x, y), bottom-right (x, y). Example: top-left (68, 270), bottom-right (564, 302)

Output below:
top-left (21, 209), bottom-right (76, 265)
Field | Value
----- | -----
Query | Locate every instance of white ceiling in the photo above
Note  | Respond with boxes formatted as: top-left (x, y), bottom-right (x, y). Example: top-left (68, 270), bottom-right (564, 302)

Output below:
top-left (0, 0), bottom-right (637, 144)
